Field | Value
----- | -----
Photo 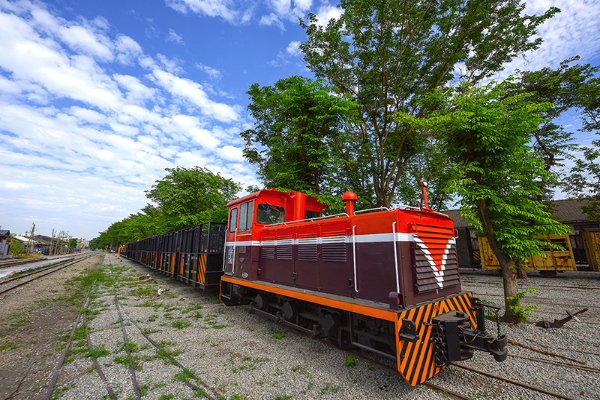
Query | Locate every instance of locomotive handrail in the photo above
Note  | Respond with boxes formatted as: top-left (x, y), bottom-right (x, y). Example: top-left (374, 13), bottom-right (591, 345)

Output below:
top-left (236, 233), bottom-right (252, 237)
top-left (354, 207), bottom-right (390, 214)
top-left (264, 213), bottom-right (350, 227)
top-left (391, 204), bottom-right (421, 210)
top-left (393, 221), bottom-right (400, 294)
top-left (352, 225), bottom-right (358, 293)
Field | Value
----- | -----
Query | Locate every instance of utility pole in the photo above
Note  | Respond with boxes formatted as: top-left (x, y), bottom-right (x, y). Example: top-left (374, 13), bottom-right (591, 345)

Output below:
top-left (26, 223), bottom-right (35, 257)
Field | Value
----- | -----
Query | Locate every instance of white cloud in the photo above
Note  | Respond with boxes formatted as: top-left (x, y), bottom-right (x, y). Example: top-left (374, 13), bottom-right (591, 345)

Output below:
top-left (0, 0), bottom-right (254, 239)
top-left (259, 12), bottom-right (285, 31)
top-left (286, 40), bottom-right (301, 56)
top-left (166, 28), bottom-right (185, 45)
top-left (151, 69), bottom-right (239, 122)
top-left (156, 53), bottom-right (185, 74)
top-left (497, 0), bottom-right (600, 78)
top-left (196, 62), bottom-right (222, 80)
top-left (218, 145), bottom-right (244, 161)
top-left (314, 4), bottom-right (342, 26)
top-left (165, 0), bottom-right (241, 23)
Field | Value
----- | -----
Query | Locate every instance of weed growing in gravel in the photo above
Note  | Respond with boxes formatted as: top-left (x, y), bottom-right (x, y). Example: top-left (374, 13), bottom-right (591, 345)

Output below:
top-left (182, 305), bottom-right (202, 314)
top-left (368, 366), bottom-right (375, 371)
top-left (292, 365), bottom-right (309, 378)
top-left (164, 312), bottom-right (173, 319)
top-left (136, 301), bottom-right (156, 308)
top-left (86, 344), bottom-right (110, 358)
top-left (144, 328), bottom-right (160, 334)
top-left (113, 355), bottom-right (142, 370)
top-left (158, 395), bottom-right (174, 400)
top-left (193, 312), bottom-right (203, 319)
top-left (174, 368), bottom-right (196, 383)
top-left (50, 383), bottom-right (76, 400)
top-left (271, 332), bottom-right (285, 340)
top-left (72, 325), bottom-right (87, 341)
top-left (148, 315), bottom-right (158, 322)
top-left (0, 341), bottom-right (17, 351)
top-left (8, 312), bottom-right (31, 329)
top-left (193, 389), bottom-right (207, 398)
top-left (118, 340), bottom-right (140, 353)
top-left (507, 288), bottom-right (539, 323)
top-left (345, 355), bottom-right (356, 367)
top-left (172, 320), bottom-right (192, 329)
top-left (274, 396), bottom-right (291, 400)
top-left (154, 348), bottom-right (180, 365)
top-left (138, 384), bottom-right (150, 396)
top-left (132, 286), bottom-right (156, 298)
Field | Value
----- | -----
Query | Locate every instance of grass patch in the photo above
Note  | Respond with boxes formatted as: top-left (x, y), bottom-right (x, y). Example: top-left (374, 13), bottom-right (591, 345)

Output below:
top-left (271, 332), bottom-right (285, 340)
top-left (345, 355), bottom-right (356, 368)
top-left (0, 341), bottom-right (17, 352)
top-left (158, 395), bottom-right (174, 400)
top-left (113, 355), bottom-right (142, 371)
top-left (174, 368), bottom-right (196, 383)
top-left (182, 305), bottom-right (202, 314)
top-left (148, 315), bottom-right (158, 322)
top-left (86, 344), bottom-right (110, 358)
top-left (172, 320), bottom-right (191, 329)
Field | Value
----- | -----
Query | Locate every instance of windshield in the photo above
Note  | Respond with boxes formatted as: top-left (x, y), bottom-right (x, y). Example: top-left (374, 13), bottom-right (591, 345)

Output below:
top-left (256, 203), bottom-right (285, 224)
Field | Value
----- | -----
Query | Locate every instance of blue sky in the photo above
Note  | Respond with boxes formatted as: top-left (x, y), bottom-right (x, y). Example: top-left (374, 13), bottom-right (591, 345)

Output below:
top-left (0, 0), bottom-right (599, 240)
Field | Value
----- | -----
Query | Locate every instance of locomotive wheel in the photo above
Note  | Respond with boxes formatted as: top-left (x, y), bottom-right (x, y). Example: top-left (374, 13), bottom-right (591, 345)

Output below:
top-left (328, 325), bottom-right (353, 350)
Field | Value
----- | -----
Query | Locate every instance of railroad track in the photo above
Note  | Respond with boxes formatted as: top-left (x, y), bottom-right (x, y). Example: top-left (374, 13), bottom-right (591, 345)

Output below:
top-left (461, 278), bottom-right (600, 291)
top-left (110, 270), bottom-right (222, 400)
top-left (343, 348), bottom-right (580, 400)
top-left (0, 254), bottom-right (95, 296)
top-left (45, 286), bottom-right (93, 399)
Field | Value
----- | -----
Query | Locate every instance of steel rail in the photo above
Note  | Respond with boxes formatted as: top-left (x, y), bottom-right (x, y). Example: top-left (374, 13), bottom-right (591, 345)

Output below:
top-left (45, 288), bottom-right (92, 399)
top-left (122, 310), bottom-right (220, 400)
top-left (0, 258), bottom-right (73, 285)
top-left (508, 353), bottom-right (600, 374)
top-left (83, 310), bottom-right (117, 399)
top-left (0, 255), bottom-right (96, 295)
top-left (452, 363), bottom-right (579, 400)
top-left (112, 279), bottom-right (141, 400)
top-left (343, 349), bottom-right (469, 400)
top-left (111, 264), bottom-right (220, 400)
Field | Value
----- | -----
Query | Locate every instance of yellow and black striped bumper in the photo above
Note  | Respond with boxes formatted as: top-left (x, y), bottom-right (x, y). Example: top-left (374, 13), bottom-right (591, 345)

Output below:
top-left (395, 292), bottom-right (476, 386)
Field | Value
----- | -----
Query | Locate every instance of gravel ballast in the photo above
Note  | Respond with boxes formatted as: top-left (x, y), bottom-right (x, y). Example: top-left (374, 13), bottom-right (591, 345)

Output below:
top-left (54, 255), bottom-right (600, 399)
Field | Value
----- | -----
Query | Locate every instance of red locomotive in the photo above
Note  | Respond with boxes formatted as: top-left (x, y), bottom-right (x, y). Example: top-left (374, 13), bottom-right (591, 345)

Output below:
top-left (123, 185), bottom-right (507, 386)
top-left (220, 185), bottom-right (507, 386)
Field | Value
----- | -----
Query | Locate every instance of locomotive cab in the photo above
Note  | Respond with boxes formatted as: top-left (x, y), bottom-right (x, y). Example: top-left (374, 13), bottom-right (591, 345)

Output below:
top-left (223, 189), bottom-right (327, 281)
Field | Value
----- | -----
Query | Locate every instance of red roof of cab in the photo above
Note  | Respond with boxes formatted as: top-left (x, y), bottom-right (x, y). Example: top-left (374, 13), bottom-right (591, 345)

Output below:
top-left (226, 189), bottom-right (327, 211)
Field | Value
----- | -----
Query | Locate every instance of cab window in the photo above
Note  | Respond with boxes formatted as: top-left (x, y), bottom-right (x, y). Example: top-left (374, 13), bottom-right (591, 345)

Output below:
top-left (256, 203), bottom-right (285, 224)
top-left (229, 208), bottom-right (238, 232)
top-left (239, 201), bottom-right (254, 231)
top-left (305, 210), bottom-right (321, 220)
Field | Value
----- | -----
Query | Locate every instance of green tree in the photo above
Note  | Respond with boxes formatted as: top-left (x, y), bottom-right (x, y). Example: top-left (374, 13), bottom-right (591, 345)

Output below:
top-left (396, 79), bottom-right (571, 322)
top-left (145, 166), bottom-right (240, 231)
top-left (68, 238), bottom-right (78, 249)
top-left (300, 0), bottom-right (558, 208)
top-left (241, 76), bottom-right (359, 196)
top-left (507, 58), bottom-right (600, 201)
top-left (563, 72), bottom-right (600, 221)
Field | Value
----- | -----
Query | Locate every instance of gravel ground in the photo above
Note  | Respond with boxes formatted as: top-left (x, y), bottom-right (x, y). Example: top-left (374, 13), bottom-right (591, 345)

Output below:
top-left (54, 256), bottom-right (600, 400)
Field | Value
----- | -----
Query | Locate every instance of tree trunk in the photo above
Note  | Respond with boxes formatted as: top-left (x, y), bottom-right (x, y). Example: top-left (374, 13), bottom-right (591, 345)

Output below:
top-left (476, 199), bottom-right (519, 323)
top-left (515, 258), bottom-right (528, 279)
